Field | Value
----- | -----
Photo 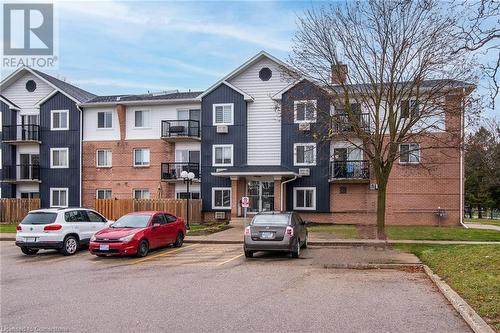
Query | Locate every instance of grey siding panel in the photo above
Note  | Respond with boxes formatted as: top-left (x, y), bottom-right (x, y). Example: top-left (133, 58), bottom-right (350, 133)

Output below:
top-left (39, 92), bottom-right (80, 207)
top-left (1, 101), bottom-right (16, 197)
top-left (281, 80), bottom-right (331, 212)
top-left (201, 84), bottom-right (247, 211)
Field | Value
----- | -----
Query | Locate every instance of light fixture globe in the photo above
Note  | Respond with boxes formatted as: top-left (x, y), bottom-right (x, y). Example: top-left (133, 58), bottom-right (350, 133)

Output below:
top-left (187, 172), bottom-right (195, 180)
top-left (180, 170), bottom-right (189, 179)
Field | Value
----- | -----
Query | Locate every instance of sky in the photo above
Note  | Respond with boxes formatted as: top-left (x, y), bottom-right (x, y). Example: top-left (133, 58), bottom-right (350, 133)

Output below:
top-left (1, 0), bottom-right (498, 117)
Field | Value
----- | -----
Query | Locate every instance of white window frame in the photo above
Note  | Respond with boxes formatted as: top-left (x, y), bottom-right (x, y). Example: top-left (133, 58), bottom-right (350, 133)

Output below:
top-left (96, 149), bottom-right (112, 168)
top-left (133, 189), bottom-right (150, 200)
top-left (212, 103), bottom-right (234, 126)
top-left (212, 187), bottom-right (231, 210)
top-left (97, 111), bottom-right (113, 129)
top-left (50, 148), bottom-right (69, 169)
top-left (96, 189), bottom-right (112, 199)
top-left (134, 110), bottom-right (151, 128)
top-left (50, 188), bottom-right (69, 208)
top-left (50, 110), bottom-right (69, 131)
top-left (212, 144), bottom-right (233, 167)
top-left (399, 143), bottom-right (421, 164)
top-left (293, 187), bottom-right (316, 210)
top-left (133, 148), bottom-right (150, 167)
top-left (294, 143), bottom-right (316, 166)
top-left (294, 100), bottom-right (317, 124)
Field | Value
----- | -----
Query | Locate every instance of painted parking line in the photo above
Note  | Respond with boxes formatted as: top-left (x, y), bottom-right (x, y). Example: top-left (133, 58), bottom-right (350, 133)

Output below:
top-left (130, 244), bottom-right (199, 265)
top-left (216, 253), bottom-right (244, 266)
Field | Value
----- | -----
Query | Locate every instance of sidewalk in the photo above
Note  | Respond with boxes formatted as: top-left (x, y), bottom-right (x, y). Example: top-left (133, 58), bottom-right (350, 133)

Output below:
top-left (465, 222), bottom-right (500, 232)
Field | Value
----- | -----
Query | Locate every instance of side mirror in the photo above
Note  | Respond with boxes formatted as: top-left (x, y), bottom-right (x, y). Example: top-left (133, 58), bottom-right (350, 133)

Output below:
top-left (153, 223), bottom-right (161, 228)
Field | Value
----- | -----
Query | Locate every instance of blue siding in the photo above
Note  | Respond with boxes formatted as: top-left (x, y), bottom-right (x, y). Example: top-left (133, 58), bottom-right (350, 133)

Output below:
top-left (281, 80), bottom-right (331, 212)
top-left (39, 92), bottom-right (81, 207)
top-left (1, 101), bottom-right (16, 198)
top-left (200, 84), bottom-right (247, 211)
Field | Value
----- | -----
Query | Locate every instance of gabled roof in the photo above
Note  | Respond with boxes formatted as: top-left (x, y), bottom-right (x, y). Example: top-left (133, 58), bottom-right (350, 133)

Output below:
top-left (197, 50), bottom-right (296, 100)
top-left (0, 94), bottom-right (20, 110)
top-left (0, 66), bottom-right (96, 104)
top-left (80, 90), bottom-right (203, 107)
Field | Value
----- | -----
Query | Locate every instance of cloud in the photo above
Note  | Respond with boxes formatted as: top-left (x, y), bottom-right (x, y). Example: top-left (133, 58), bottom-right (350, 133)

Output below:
top-left (72, 78), bottom-right (184, 92)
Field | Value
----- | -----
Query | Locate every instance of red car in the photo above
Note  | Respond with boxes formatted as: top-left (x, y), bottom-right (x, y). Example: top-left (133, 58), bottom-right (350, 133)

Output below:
top-left (89, 211), bottom-right (186, 257)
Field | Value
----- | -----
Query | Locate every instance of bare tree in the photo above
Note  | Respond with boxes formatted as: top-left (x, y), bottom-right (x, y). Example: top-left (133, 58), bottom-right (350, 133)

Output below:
top-left (286, 0), bottom-right (478, 238)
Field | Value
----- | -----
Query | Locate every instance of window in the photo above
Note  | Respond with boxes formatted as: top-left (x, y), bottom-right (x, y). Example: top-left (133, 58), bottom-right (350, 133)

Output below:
top-left (65, 210), bottom-right (87, 222)
top-left (294, 143), bottom-right (316, 166)
top-left (20, 192), bottom-right (39, 199)
top-left (50, 188), bottom-right (68, 208)
top-left (134, 110), bottom-right (150, 128)
top-left (212, 187), bottom-right (231, 210)
top-left (50, 148), bottom-right (69, 168)
top-left (96, 149), bottom-right (112, 167)
top-left (176, 192), bottom-right (200, 199)
top-left (96, 189), bottom-right (112, 199)
top-left (133, 189), bottom-right (150, 199)
top-left (399, 143), bottom-right (421, 163)
top-left (86, 211), bottom-right (107, 222)
top-left (213, 104), bottom-right (234, 125)
top-left (97, 111), bottom-right (113, 128)
top-left (151, 214), bottom-right (167, 225)
top-left (133, 148), bottom-right (150, 167)
top-left (293, 187), bottom-right (316, 210)
top-left (401, 99), bottom-right (419, 119)
top-left (50, 110), bottom-right (69, 130)
top-left (212, 145), bottom-right (233, 166)
top-left (294, 100), bottom-right (317, 123)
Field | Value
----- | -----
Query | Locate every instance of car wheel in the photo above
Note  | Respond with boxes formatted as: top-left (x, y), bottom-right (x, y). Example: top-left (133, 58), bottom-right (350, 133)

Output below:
top-left (136, 240), bottom-right (149, 257)
top-left (244, 250), bottom-right (253, 258)
top-left (21, 247), bottom-right (39, 255)
top-left (60, 236), bottom-right (78, 256)
top-left (291, 240), bottom-right (300, 258)
top-left (173, 232), bottom-right (184, 247)
top-left (302, 233), bottom-right (308, 249)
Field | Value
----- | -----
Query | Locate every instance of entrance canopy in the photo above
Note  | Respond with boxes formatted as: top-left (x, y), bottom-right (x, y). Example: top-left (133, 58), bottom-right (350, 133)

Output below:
top-left (211, 165), bottom-right (299, 178)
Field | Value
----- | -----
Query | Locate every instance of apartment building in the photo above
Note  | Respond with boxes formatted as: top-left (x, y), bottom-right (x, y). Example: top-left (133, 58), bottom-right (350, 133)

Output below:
top-left (79, 92), bottom-right (203, 207)
top-left (0, 67), bottom-right (95, 207)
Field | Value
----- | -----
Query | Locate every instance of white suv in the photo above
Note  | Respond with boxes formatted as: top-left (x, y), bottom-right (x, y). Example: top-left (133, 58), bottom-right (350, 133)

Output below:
top-left (16, 208), bottom-right (112, 256)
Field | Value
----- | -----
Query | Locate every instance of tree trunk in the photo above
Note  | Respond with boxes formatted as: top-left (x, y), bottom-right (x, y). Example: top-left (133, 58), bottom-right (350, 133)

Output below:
top-left (376, 180), bottom-right (388, 239)
top-left (478, 206), bottom-right (482, 219)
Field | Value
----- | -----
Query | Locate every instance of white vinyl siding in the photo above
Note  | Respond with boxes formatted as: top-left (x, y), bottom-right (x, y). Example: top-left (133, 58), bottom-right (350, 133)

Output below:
top-left (212, 187), bottom-right (231, 210)
top-left (294, 143), bottom-right (316, 166)
top-left (50, 188), bottom-right (68, 208)
top-left (228, 58), bottom-right (288, 166)
top-left (96, 149), bottom-right (112, 167)
top-left (212, 145), bottom-right (233, 167)
top-left (96, 189), bottom-right (112, 199)
top-left (213, 104), bottom-right (234, 125)
top-left (50, 110), bottom-right (69, 130)
top-left (50, 148), bottom-right (69, 168)
top-left (133, 148), bottom-right (150, 167)
top-left (2, 72), bottom-right (54, 113)
top-left (399, 143), bottom-right (421, 163)
top-left (294, 100), bottom-right (317, 123)
top-left (293, 187), bottom-right (316, 210)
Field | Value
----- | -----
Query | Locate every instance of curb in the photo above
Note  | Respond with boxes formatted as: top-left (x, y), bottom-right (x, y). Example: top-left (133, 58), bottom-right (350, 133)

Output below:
top-left (0, 237), bottom-right (15, 241)
top-left (183, 239), bottom-right (500, 246)
top-left (322, 263), bottom-right (423, 270)
top-left (422, 265), bottom-right (494, 333)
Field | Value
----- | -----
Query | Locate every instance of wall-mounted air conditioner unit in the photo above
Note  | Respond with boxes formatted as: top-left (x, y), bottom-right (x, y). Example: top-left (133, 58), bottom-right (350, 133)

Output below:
top-left (298, 168), bottom-right (310, 176)
top-left (298, 123), bottom-right (311, 131)
top-left (216, 125), bottom-right (228, 134)
top-left (369, 183), bottom-right (378, 190)
top-left (214, 212), bottom-right (226, 220)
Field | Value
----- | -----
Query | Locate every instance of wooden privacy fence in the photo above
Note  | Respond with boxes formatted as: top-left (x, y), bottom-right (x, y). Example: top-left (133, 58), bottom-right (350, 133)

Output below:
top-left (0, 198), bottom-right (41, 224)
top-left (94, 199), bottom-right (202, 223)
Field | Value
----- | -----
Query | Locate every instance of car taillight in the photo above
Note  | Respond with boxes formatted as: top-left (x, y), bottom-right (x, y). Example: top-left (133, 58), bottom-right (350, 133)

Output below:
top-left (244, 226), bottom-right (251, 236)
top-left (286, 226), bottom-right (294, 237)
top-left (16, 225), bottom-right (22, 231)
top-left (44, 224), bottom-right (62, 232)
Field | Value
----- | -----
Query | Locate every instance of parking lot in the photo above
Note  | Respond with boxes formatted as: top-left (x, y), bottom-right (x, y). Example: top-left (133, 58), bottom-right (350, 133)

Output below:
top-left (0, 242), bottom-right (471, 332)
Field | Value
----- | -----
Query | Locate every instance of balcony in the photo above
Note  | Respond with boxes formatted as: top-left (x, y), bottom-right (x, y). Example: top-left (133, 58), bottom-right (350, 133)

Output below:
top-left (329, 160), bottom-right (370, 182)
top-left (331, 113), bottom-right (370, 133)
top-left (1, 125), bottom-right (41, 144)
top-left (1, 164), bottom-right (41, 183)
top-left (161, 120), bottom-right (200, 142)
top-left (161, 162), bottom-right (200, 182)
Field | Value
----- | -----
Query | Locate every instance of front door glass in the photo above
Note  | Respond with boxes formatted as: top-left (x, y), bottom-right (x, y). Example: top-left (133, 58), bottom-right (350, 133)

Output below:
top-left (246, 181), bottom-right (274, 213)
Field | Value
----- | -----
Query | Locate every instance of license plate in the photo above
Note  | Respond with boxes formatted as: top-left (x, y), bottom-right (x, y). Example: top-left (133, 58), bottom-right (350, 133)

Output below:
top-left (24, 237), bottom-right (36, 242)
top-left (99, 244), bottom-right (109, 251)
top-left (260, 232), bottom-right (274, 239)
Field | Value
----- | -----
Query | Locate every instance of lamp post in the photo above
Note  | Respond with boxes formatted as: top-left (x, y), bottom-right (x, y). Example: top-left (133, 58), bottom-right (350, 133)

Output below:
top-left (180, 170), bottom-right (195, 230)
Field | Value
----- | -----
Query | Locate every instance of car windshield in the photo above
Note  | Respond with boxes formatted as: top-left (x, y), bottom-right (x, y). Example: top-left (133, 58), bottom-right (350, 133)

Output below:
top-left (252, 214), bottom-right (289, 225)
top-left (112, 214), bottom-right (151, 228)
top-left (21, 212), bottom-right (57, 225)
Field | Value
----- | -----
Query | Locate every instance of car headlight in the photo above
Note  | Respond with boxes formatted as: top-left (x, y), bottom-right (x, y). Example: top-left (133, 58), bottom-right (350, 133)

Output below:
top-left (118, 234), bottom-right (135, 242)
top-left (90, 234), bottom-right (96, 242)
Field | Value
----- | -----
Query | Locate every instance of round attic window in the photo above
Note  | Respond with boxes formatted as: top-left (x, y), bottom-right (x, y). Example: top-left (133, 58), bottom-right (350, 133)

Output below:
top-left (259, 67), bottom-right (272, 81)
top-left (26, 80), bottom-right (37, 92)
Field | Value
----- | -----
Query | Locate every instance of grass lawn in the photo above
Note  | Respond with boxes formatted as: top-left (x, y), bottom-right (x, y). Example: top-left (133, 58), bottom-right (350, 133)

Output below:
top-left (307, 224), bottom-right (359, 239)
top-left (465, 218), bottom-right (500, 227)
top-left (394, 244), bottom-right (500, 331)
top-left (387, 226), bottom-right (500, 242)
top-left (0, 224), bottom-right (17, 233)
top-left (187, 222), bottom-right (231, 236)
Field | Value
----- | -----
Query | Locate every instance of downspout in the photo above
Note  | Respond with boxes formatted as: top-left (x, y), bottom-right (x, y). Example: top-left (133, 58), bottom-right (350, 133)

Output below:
top-left (459, 88), bottom-right (467, 228)
top-left (77, 105), bottom-right (83, 208)
top-left (281, 175), bottom-right (298, 212)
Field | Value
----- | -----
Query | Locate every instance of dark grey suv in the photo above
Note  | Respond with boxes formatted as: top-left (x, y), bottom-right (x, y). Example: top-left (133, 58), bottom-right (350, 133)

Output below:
top-left (243, 212), bottom-right (308, 258)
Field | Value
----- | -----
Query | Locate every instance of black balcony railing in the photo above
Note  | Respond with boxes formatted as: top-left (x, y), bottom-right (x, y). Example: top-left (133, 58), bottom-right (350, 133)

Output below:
top-left (1, 164), bottom-right (41, 181)
top-left (329, 160), bottom-right (370, 180)
top-left (2, 125), bottom-right (41, 142)
top-left (331, 113), bottom-right (370, 133)
top-left (161, 120), bottom-right (200, 139)
top-left (161, 162), bottom-right (200, 181)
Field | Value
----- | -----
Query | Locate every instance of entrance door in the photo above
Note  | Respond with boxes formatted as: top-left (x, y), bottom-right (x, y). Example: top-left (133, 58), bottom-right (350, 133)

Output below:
top-left (247, 180), bottom-right (274, 213)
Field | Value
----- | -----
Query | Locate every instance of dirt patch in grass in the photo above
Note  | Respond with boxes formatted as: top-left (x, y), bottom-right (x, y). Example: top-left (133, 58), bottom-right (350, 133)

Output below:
top-left (187, 222), bottom-right (232, 236)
